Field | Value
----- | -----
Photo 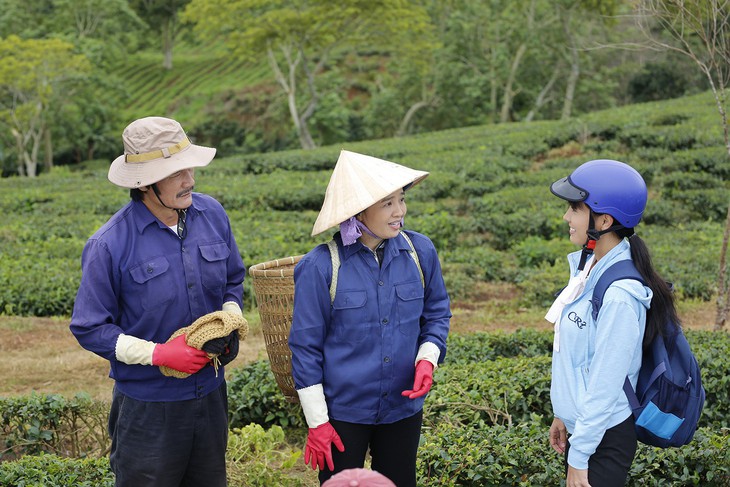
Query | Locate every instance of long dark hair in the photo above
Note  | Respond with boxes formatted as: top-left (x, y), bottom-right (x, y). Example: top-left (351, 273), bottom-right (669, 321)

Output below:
top-left (616, 228), bottom-right (680, 348)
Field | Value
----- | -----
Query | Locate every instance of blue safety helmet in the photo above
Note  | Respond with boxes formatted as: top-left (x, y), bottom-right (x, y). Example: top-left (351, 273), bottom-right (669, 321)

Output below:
top-left (550, 159), bottom-right (648, 228)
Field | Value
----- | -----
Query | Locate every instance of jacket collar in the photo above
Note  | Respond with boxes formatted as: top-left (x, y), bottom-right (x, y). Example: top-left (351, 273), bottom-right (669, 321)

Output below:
top-left (131, 193), bottom-right (204, 234)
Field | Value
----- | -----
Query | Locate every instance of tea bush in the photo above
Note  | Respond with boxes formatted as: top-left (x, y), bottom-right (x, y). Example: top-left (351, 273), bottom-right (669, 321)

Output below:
top-left (418, 421), bottom-right (730, 486)
top-left (0, 453), bottom-right (114, 487)
top-left (0, 91), bottom-right (727, 315)
top-left (227, 360), bottom-right (305, 431)
top-left (226, 330), bottom-right (729, 434)
top-left (445, 328), bottom-right (552, 365)
top-left (0, 393), bottom-right (108, 460)
top-left (2, 329), bottom-right (727, 485)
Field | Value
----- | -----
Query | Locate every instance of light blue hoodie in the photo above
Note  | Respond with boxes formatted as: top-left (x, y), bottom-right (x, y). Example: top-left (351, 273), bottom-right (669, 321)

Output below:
top-left (551, 239), bottom-right (652, 470)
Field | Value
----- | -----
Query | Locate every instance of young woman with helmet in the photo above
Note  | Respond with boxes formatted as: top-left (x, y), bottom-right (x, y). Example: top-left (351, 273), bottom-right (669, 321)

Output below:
top-left (545, 159), bottom-right (679, 487)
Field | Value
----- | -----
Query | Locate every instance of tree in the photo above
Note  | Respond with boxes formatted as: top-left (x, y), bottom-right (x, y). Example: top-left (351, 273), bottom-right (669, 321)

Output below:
top-left (431, 0), bottom-right (620, 125)
top-left (130, 0), bottom-right (191, 70)
top-left (0, 35), bottom-right (90, 176)
top-left (0, 0), bottom-right (55, 39)
top-left (635, 0), bottom-right (730, 331)
top-left (182, 0), bottom-right (433, 149)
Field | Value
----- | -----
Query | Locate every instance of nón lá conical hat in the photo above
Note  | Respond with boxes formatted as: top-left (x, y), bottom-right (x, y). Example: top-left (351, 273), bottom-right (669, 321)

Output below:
top-left (311, 150), bottom-right (429, 236)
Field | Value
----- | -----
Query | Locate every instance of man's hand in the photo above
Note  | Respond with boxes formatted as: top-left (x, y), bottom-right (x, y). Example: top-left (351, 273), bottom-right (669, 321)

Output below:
top-left (304, 422), bottom-right (345, 471)
top-left (203, 331), bottom-right (239, 367)
top-left (401, 360), bottom-right (434, 399)
top-left (152, 334), bottom-right (209, 374)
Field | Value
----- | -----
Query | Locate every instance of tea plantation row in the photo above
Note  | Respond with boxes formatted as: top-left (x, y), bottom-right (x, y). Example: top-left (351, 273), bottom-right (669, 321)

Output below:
top-left (2, 329), bottom-right (728, 485)
top-left (0, 91), bottom-right (727, 316)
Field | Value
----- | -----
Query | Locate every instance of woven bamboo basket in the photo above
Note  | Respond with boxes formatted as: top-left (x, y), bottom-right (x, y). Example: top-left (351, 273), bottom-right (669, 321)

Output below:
top-left (249, 255), bottom-right (304, 403)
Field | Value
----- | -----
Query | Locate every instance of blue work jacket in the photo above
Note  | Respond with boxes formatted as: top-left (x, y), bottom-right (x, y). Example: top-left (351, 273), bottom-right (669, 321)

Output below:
top-left (69, 193), bottom-right (246, 402)
top-left (289, 230), bottom-right (451, 424)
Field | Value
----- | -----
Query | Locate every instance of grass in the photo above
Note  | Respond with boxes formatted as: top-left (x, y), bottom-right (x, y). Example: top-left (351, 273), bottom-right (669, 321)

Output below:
top-left (0, 314), bottom-right (267, 402)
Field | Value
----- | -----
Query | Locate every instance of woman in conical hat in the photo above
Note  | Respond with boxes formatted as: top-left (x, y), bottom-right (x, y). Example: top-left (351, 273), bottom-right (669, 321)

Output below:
top-left (289, 150), bottom-right (451, 487)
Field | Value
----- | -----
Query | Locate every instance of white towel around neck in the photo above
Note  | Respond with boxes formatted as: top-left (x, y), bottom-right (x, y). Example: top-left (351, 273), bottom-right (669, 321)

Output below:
top-left (545, 256), bottom-right (594, 352)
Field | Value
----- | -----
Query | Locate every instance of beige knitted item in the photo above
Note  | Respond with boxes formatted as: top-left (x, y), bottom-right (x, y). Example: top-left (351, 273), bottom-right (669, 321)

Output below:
top-left (159, 311), bottom-right (249, 379)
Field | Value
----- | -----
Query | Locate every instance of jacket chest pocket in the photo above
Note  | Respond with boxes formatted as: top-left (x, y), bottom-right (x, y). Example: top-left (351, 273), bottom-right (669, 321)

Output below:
top-left (129, 256), bottom-right (174, 310)
top-left (199, 242), bottom-right (230, 292)
top-left (395, 282), bottom-right (424, 337)
top-left (332, 290), bottom-right (368, 343)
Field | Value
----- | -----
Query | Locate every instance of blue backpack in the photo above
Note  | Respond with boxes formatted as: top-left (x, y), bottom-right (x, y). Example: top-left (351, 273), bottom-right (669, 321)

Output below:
top-left (591, 260), bottom-right (705, 448)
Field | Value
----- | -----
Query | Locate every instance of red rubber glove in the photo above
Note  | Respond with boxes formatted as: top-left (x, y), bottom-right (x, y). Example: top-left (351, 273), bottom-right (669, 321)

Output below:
top-left (401, 360), bottom-right (434, 399)
top-left (304, 422), bottom-right (345, 471)
top-left (152, 334), bottom-right (210, 374)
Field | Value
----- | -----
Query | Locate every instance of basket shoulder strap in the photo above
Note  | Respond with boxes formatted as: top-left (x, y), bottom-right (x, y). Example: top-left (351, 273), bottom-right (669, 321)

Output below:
top-left (400, 231), bottom-right (424, 288)
top-left (327, 233), bottom-right (422, 305)
top-left (327, 239), bottom-right (340, 304)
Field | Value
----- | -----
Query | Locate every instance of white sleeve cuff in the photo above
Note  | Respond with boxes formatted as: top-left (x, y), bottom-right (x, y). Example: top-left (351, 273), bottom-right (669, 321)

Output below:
top-left (115, 334), bottom-right (156, 365)
top-left (416, 341), bottom-right (441, 369)
top-left (296, 383), bottom-right (329, 428)
top-left (222, 301), bottom-right (243, 316)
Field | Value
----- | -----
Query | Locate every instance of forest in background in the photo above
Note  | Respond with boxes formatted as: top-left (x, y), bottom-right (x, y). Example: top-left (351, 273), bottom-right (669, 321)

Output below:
top-left (0, 0), bottom-right (712, 177)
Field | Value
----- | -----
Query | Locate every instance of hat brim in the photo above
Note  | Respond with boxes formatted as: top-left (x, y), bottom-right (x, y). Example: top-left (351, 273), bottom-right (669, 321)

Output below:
top-left (108, 144), bottom-right (216, 189)
top-left (550, 176), bottom-right (588, 202)
top-left (311, 150), bottom-right (429, 236)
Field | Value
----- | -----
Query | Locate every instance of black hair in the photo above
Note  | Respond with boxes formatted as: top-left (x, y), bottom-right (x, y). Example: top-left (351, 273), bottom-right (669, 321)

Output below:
top-left (616, 227), bottom-right (680, 348)
top-left (130, 188), bottom-right (144, 201)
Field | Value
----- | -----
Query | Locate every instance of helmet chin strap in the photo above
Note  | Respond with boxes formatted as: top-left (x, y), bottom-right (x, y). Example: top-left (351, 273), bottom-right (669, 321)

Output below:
top-left (577, 211), bottom-right (625, 271)
top-left (151, 184), bottom-right (188, 240)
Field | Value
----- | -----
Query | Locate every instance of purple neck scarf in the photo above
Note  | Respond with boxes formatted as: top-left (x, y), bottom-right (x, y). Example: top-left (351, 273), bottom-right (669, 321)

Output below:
top-left (340, 217), bottom-right (379, 245)
top-left (340, 217), bottom-right (405, 246)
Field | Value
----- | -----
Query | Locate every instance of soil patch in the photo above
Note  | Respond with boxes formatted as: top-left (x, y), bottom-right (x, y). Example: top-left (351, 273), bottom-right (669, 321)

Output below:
top-left (0, 316), bottom-right (267, 402)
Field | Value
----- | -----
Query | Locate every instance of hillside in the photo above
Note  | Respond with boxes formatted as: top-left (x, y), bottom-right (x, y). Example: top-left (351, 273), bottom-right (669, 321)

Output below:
top-left (117, 46), bottom-right (271, 127)
top-left (0, 91), bottom-right (727, 320)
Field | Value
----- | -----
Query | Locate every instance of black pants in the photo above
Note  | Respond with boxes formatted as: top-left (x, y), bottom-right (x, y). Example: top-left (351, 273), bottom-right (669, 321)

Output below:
top-left (565, 415), bottom-right (637, 487)
top-left (108, 383), bottom-right (229, 487)
top-left (318, 410), bottom-right (423, 487)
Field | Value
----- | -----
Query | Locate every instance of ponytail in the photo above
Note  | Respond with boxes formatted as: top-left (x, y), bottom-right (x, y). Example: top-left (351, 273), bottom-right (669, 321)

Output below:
top-left (618, 229), bottom-right (680, 348)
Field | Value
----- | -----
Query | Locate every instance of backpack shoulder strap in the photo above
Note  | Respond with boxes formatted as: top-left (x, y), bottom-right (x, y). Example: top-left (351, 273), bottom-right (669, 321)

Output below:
top-left (326, 232), bottom-right (424, 305)
top-left (591, 259), bottom-right (645, 321)
top-left (592, 259), bottom-right (648, 411)
top-left (327, 239), bottom-right (340, 304)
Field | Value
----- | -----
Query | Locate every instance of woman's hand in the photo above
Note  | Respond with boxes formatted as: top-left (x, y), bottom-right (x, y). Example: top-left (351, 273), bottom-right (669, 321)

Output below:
top-left (549, 417), bottom-right (567, 454)
top-left (567, 465), bottom-right (591, 487)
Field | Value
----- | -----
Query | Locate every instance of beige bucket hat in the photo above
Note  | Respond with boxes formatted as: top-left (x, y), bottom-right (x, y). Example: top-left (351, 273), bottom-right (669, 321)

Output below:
top-left (311, 150), bottom-right (429, 236)
top-left (108, 116), bottom-right (216, 188)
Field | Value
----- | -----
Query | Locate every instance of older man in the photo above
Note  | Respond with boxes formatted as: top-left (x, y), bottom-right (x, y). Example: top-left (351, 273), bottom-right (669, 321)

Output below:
top-left (70, 117), bottom-right (245, 486)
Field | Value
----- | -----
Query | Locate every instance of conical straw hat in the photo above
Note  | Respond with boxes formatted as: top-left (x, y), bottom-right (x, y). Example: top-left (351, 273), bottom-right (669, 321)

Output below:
top-left (311, 150), bottom-right (429, 236)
